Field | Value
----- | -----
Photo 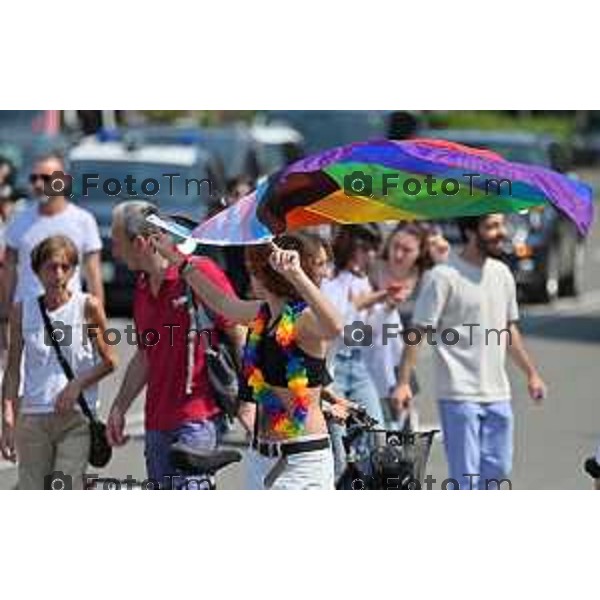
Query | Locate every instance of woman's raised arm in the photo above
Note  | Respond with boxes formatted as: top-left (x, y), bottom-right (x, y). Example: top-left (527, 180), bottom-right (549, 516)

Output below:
top-left (269, 244), bottom-right (342, 341)
top-left (150, 234), bottom-right (261, 325)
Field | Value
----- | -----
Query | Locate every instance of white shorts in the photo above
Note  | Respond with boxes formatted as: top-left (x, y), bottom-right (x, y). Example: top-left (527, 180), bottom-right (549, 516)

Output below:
top-left (270, 448), bottom-right (335, 490)
top-left (244, 446), bottom-right (335, 490)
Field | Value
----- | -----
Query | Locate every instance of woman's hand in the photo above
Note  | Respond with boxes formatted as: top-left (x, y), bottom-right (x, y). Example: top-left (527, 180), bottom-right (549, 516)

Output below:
top-left (385, 281), bottom-right (413, 307)
top-left (0, 420), bottom-right (16, 463)
top-left (428, 234), bottom-right (450, 264)
top-left (268, 243), bottom-right (304, 283)
top-left (269, 243), bottom-right (343, 340)
top-left (327, 402), bottom-right (351, 424)
top-left (107, 405), bottom-right (130, 447)
top-left (322, 392), bottom-right (358, 424)
top-left (391, 382), bottom-right (413, 414)
top-left (55, 380), bottom-right (82, 413)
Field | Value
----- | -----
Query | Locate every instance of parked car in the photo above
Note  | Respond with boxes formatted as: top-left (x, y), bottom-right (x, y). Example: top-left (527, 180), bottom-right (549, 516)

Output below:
top-left (111, 123), bottom-right (304, 184)
top-left (0, 130), bottom-right (71, 189)
top-left (572, 111), bottom-right (600, 165)
top-left (67, 138), bottom-right (226, 315)
top-left (249, 122), bottom-right (304, 174)
top-left (262, 110), bottom-right (393, 153)
top-left (424, 129), bottom-right (584, 303)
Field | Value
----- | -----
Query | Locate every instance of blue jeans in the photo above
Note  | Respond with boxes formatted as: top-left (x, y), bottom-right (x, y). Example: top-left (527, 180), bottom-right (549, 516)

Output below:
top-left (438, 400), bottom-right (514, 490)
top-left (145, 419), bottom-right (219, 490)
top-left (330, 350), bottom-right (384, 479)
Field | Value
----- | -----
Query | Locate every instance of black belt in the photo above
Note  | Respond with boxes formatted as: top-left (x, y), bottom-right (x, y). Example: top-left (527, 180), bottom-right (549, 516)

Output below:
top-left (252, 437), bottom-right (330, 459)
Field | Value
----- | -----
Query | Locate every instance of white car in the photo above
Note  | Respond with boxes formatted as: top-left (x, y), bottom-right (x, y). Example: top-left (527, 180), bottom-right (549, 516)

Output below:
top-left (67, 136), bottom-right (226, 314)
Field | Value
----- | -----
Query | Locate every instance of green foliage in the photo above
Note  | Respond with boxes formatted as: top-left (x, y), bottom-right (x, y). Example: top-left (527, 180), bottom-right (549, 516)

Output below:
top-left (140, 110), bottom-right (189, 124)
top-left (427, 111), bottom-right (576, 140)
top-left (140, 110), bottom-right (257, 126)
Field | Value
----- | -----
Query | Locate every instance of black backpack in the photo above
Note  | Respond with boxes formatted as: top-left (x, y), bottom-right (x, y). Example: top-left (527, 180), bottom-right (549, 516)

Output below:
top-left (185, 284), bottom-right (241, 421)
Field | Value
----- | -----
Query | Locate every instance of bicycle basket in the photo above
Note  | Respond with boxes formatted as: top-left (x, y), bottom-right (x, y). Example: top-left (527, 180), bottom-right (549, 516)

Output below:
top-left (368, 430), bottom-right (438, 489)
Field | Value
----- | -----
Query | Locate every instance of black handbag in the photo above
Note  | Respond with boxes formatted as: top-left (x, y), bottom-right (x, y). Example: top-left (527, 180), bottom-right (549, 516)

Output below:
top-left (186, 287), bottom-right (241, 420)
top-left (38, 297), bottom-right (112, 469)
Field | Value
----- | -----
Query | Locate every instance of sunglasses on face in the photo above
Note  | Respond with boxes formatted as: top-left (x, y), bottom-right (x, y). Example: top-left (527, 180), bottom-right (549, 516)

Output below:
top-left (29, 173), bottom-right (52, 184)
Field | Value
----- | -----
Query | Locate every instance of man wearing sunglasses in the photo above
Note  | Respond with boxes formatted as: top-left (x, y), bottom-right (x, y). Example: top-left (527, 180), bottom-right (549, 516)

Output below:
top-left (0, 154), bottom-right (104, 359)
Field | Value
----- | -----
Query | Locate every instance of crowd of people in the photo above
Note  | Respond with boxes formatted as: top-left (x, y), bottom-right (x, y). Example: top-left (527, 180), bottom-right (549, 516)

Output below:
top-left (0, 150), bottom-right (598, 490)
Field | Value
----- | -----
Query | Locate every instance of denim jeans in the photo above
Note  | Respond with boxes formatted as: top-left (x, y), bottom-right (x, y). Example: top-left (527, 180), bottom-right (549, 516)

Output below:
top-left (329, 350), bottom-right (384, 480)
top-left (438, 400), bottom-right (514, 490)
top-left (145, 419), bottom-right (220, 490)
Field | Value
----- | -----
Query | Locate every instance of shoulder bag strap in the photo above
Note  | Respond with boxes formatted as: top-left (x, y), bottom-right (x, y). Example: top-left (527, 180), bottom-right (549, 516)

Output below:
top-left (37, 296), bottom-right (95, 422)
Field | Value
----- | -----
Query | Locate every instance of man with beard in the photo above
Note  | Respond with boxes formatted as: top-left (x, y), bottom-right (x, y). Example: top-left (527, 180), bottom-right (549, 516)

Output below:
top-left (394, 214), bottom-right (547, 490)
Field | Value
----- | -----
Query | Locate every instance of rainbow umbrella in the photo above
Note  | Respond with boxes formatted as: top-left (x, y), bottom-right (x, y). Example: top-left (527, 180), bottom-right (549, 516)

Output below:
top-left (191, 139), bottom-right (594, 245)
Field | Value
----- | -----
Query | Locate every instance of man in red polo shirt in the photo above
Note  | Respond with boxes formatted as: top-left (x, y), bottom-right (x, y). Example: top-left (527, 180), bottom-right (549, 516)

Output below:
top-left (106, 201), bottom-right (244, 489)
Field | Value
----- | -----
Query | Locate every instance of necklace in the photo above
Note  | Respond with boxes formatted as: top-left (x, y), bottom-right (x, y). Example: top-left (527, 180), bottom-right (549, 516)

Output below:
top-left (243, 301), bottom-right (310, 437)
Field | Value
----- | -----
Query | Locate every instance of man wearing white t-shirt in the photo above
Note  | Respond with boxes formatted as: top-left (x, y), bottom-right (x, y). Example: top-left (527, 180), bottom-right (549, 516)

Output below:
top-left (0, 154), bottom-right (104, 356)
top-left (395, 214), bottom-right (547, 490)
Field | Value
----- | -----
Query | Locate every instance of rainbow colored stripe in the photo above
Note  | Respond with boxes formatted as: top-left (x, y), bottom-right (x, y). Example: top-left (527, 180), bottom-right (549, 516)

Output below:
top-left (192, 139), bottom-right (594, 245)
top-left (243, 302), bottom-right (311, 437)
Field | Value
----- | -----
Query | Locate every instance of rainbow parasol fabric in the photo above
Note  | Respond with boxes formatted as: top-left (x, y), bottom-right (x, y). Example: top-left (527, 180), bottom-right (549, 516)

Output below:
top-left (191, 138), bottom-right (594, 245)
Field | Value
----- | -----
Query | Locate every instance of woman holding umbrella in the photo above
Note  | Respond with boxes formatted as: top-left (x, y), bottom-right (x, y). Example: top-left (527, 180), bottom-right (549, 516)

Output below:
top-left (151, 232), bottom-right (343, 490)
